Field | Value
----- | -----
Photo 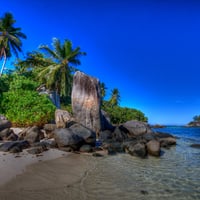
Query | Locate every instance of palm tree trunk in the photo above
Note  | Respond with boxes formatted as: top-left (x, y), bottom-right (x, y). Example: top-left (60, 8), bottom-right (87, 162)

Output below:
top-left (0, 51), bottom-right (6, 77)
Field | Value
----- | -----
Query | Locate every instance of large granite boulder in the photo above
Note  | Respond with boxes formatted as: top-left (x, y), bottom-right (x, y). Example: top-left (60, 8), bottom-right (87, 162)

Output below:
top-left (71, 71), bottom-right (102, 133)
top-left (69, 123), bottom-right (96, 145)
top-left (53, 128), bottom-right (83, 150)
top-left (122, 120), bottom-right (153, 136)
top-left (55, 109), bottom-right (72, 128)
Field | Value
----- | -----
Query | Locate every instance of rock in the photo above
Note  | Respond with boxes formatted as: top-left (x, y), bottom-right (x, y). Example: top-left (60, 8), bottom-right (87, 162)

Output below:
top-left (155, 132), bottom-right (175, 139)
top-left (108, 142), bottom-right (124, 153)
top-left (101, 110), bottom-right (114, 131)
top-left (92, 152), bottom-right (104, 157)
top-left (6, 132), bottom-right (18, 141)
top-left (99, 130), bottom-right (113, 142)
top-left (143, 133), bottom-right (156, 142)
top-left (43, 124), bottom-right (57, 138)
top-left (53, 128), bottom-right (83, 150)
top-left (69, 123), bottom-right (96, 145)
top-left (9, 146), bottom-right (21, 153)
top-left (123, 120), bottom-right (152, 136)
top-left (79, 144), bottom-right (93, 153)
top-left (125, 142), bottom-right (147, 158)
top-left (18, 127), bottom-right (30, 140)
top-left (0, 128), bottom-right (12, 139)
top-left (55, 109), bottom-right (72, 128)
top-left (43, 124), bottom-right (57, 131)
top-left (27, 146), bottom-right (48, 154)
top-left (10, 127), bottom-right (24, 135)
top-left (146, 140), bottom-right (160, 156)
top-left (151, 124), bottom-right (165, 128)
top-left (0, 120), bottom-right (12, 132)
top-left (24, 126), bottom-right (44, 144)
top-left (0, 140), bottom-right (30, 152)
top-left (159, 137), bottom-right (176, 148)
top-left (190, 144), bottom-right (200, 149)
top-left (112, 126), bottom-right (128, 142)
top-left (71, 71), bottom-right (102, 133)
top-left (40, 138), bottom-right (57, 148)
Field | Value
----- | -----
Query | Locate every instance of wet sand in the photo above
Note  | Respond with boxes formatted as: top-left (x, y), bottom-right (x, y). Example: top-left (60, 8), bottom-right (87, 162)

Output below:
top-left (0, 150), bottom-right (93, 200)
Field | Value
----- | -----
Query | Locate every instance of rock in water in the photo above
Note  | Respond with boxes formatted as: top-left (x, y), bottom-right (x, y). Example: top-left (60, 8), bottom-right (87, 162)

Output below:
top-left (146, 140), bottom-right (160, 156)
top-left (72, 71), bottom-right (102, 133)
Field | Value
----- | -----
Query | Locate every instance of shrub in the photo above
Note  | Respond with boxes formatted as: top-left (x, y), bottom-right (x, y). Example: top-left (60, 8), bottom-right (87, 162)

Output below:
top-left (102, 101), bottom-right (148, 124)
top-left (0, 90), bottom-right (56, 127)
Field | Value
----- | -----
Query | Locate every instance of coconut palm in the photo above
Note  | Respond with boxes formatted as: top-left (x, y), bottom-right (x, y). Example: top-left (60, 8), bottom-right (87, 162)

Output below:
top-left (109, 88), bottom-right (120, 107)
top-left (0, 12), bottom-right (26, 76)
top-left (16, 38), bottom-right (86, 107)
top-left (38, 38), bottom-right (86, 104)
top-left (100, 82), bottom-right (107, 100)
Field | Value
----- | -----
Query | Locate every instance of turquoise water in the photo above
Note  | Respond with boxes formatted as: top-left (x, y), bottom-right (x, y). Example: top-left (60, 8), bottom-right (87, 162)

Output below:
top-left (72, 126), bottom-right (200, 200)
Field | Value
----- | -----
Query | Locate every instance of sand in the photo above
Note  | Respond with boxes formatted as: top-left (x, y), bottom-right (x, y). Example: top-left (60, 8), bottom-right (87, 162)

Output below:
top-left (0, 150), bottom-right (93, 200)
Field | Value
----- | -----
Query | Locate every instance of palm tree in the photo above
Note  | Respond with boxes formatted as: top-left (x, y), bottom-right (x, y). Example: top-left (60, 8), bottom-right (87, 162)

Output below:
top-left (16, 38), bottom-right (86, 108)
top-left (0, 12), bottom-right (26, 76)
top-left (100, 82), bottom-right (107, 100)
top-left (109, 88), bottom-right (120, 107)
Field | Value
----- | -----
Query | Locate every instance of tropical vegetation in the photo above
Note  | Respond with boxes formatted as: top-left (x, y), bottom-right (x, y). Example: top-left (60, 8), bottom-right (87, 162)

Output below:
top-left (0, 11), bottom-right (148, 126)
top-left (0, 74), bottom-right (55, 126)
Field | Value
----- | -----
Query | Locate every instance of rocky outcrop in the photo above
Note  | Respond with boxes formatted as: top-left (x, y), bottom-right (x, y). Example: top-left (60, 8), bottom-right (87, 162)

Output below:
top-left (71, 71), bottom-right (102, 133)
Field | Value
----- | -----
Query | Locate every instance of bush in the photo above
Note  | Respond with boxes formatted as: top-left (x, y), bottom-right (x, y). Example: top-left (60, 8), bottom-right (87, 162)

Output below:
top-left (0, 90), bottom-right (56, 127)
top-left (102, 101), bottom-right (148, 124)
top-left (0, 75), bottom-right (55, 127)
top-left (9, 75), bottom-right (39, 91)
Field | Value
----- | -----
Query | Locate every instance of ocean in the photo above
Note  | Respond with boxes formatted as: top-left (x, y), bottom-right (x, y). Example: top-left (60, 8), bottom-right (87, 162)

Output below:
top-left (70, 126), bottom-right (200, 200)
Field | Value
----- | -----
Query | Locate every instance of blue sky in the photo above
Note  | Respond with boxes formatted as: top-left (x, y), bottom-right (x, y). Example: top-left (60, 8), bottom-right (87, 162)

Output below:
top-left (2, 0), bottom-right (200, 125)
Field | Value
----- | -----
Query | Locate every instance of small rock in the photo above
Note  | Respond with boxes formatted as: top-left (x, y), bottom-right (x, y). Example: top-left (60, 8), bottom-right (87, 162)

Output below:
top-left (190, 144), bottom-right (200, 149)
top-left (79, 144), bottom-right (93, 153)
top-left (27, 146), bottom-right (47, 155)
top-left (92, 152), bottom-right (103, 157)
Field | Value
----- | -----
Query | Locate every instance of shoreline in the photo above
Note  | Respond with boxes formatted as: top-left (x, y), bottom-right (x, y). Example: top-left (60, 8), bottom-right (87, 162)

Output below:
top-left (0, 149), bottom-right (70, 186)
top-left (0, 150), bottom-right (94, 200)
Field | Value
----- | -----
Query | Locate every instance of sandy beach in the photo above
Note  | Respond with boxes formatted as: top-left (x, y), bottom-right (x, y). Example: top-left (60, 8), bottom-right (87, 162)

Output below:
top-left (0, 150), bottom-right (93, 200)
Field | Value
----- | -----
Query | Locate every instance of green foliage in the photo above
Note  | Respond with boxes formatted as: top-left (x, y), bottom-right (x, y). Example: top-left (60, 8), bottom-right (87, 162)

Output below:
top-left (193, 115), bottom-right (200, 122)
top-left (0, 74), bottom-right (10, 93)
top-left (102, 101), bottom-right (148, 124)
top-left (0, 90), bottom-right (55, 127)
top-left (0, 75), bottom-right (55, 127)
top-left (9, 75), bottom-right (39, 91)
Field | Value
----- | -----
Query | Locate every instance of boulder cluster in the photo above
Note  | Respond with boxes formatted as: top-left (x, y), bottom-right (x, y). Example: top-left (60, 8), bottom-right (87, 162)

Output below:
top-left (0, 71), bottom-right (176, 158)
top-left (0, 113), bottom-right (176, 159)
